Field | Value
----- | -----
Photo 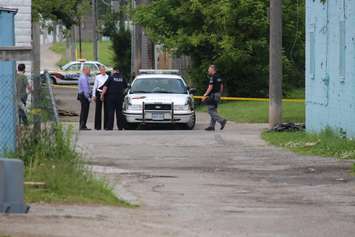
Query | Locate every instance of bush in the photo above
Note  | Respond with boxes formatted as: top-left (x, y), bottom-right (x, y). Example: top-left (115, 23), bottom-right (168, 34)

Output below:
top-left (15, 125), bottom-right (130, 206)
top-left (134, 0), bottom-right (305, 97)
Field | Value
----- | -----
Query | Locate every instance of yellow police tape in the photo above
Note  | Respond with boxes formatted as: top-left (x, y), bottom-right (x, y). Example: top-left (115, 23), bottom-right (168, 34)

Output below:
top-left (52, 85), bottom-right (77, 89)
top-left (52, 85), bottom-right (305, 103)
top-left (193, 96), bottom-right (304, 103)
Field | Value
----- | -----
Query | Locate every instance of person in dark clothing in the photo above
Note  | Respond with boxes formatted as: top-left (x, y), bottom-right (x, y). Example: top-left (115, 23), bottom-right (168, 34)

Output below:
top-left (202, 65), bottom-right (227, 131)
top-left (101, 67), bottom-right (128, 130)
top-left (78, 67), bottom-right (92, 130)
top-left (92, 66), bottom-right (109, 130)
top-left (16, 64), bottom-right (32, 125)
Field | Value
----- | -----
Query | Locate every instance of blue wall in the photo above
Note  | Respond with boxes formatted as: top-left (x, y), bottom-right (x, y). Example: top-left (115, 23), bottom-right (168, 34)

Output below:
top-left (306, 0), bottom-right (355, 137)
top-left (0, 9), bottom-right (17, 153)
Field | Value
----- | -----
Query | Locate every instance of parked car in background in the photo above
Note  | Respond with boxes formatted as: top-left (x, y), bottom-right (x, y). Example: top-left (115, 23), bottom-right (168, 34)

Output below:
top-left (123, 70), bottom-right (196, 130)
top-left (47, 60), bottom-right (112, 85)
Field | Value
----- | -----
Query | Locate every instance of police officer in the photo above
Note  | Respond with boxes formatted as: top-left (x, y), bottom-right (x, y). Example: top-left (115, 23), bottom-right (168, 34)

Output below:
top-left (202, 65), bottom-right (227, 131)
top-left (101, 67), bottom-right (127, 130)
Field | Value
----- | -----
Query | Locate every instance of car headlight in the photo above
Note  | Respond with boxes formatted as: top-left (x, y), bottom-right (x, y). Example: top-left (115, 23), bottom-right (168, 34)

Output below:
top-left (173, 104), bottom-right (189, 111)
top-left (174, 99), bottom-right (193, 111)
top-left (128, 104), bottom-right (142, 110)
top-left (124, 97), bottom-right (143, 111)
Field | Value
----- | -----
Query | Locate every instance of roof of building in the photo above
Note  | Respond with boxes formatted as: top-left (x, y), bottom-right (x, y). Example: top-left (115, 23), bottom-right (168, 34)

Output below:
top-left (0, 7), bottom-right (18, 13)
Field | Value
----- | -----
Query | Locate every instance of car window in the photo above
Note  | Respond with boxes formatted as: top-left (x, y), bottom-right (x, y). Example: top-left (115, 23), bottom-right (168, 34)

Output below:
top-left (65, 63), bottom-right (81, 71)
top-left (84, 63), bottom-right (99, 71)
top-left (130, 78), bottom-right (187, 94)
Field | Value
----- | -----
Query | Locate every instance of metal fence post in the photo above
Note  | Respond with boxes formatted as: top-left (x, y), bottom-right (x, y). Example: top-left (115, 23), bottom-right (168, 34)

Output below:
top-left (32, 21), bottom-right (41, 133)
top-left (44, 71), bottom-right (59, 123)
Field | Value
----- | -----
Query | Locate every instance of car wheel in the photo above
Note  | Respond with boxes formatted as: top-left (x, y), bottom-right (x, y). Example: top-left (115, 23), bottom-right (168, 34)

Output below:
top-left (183, 112), bottom-right (196, 130)
top-left (51, 76), bottom-right (57, 85)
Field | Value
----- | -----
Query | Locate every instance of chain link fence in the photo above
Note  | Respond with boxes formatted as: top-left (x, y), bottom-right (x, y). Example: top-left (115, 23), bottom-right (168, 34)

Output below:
top-left (0, 69), bottom-right (59, 154)
top-left (0, 63), bottom-right (17, 153)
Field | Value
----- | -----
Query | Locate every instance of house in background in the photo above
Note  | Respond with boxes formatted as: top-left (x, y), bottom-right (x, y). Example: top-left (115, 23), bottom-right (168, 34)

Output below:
top-left (0, 0), bottom-right (32, 73)
top-left (306, 0), bottom-right (355, 137)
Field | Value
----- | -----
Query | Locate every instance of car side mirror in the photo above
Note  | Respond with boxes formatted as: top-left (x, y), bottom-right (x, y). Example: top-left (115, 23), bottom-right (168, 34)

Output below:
top-left (189, 88), bottom-right (197, 94)
top-left (127, 83), bottom-right (131, 89)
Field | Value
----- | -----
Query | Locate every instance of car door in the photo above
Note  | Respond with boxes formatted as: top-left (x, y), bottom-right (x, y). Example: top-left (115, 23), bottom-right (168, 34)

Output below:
top-left (63, 63), bottom-right (81, 81)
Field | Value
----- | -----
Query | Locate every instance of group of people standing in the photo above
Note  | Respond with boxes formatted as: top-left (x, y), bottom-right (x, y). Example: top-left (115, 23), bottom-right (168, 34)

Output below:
top-left (78, 66), bottom-right (127, 131)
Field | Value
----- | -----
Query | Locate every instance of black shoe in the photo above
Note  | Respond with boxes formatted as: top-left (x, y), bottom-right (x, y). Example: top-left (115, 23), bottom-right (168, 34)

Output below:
top-left (220, 120), bottom-right (227, 130)
top-left (205, 127), bottom-right (215, 131)
top-left (80, 127), bottom-right (91, 131)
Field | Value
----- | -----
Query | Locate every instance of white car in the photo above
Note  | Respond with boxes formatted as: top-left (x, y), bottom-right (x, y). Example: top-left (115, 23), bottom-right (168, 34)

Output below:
top-left (47, 60), bottom-right (112, 85)
top-left (123, 70), bottom-right (196, 130)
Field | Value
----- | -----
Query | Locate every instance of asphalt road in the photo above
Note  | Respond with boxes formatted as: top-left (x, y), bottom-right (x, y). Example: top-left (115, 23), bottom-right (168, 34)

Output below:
top-left (1, 87), bottom-right (355, 237)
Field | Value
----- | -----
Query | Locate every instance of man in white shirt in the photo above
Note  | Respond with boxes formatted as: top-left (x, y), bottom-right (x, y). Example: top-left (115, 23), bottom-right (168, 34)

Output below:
top-left (92, 66), bottom-right (109, 130)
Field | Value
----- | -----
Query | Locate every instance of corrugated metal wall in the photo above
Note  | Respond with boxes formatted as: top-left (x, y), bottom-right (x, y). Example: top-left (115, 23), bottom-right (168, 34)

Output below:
top-left (306, 0), bottom-right (355, 137)
top-left (0, 8), bottom-right (17, 153)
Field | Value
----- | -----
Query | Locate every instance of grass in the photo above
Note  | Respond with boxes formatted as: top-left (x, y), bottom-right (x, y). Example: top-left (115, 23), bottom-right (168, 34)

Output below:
top-left (50, 41), bottom-right (114, 67)
top-left (262, 129), bottom-right (355, 172)
top-left (14, 125), bottom-right (132, 207)
top-left (197, 101), bottom-right (305, 123)
top-left (285, 88), bottom-right (305, 99)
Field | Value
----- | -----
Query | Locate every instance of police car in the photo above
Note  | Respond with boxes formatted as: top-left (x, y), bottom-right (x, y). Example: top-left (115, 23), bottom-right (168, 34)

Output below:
top-left (48, 60), bottom-right (112, 85)
top-left (123, 70), bottom-right (196, 129)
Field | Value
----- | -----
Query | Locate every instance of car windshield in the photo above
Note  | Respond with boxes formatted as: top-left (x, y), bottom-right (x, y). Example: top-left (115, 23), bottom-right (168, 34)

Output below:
top-left (130, 78), bottom-right (187, 94)
top-left (64, 63), bottom-right (80, 71)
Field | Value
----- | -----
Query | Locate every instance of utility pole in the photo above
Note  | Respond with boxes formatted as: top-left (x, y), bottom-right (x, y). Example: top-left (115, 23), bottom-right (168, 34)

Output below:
top-left (131, 0), bottom-right (137, 77)
top-left (71, 27), bottom-right (76, 61)
top-left (32, 21), bottom-right (41, 133)
top-left (53, 22), bottom-right (57, 44)
top-left (92, 0), bottom-right (98, 61)
top-left (78, 17), bottom-right (83, 58)
top-left (269, 0), bottom-right (283, 128)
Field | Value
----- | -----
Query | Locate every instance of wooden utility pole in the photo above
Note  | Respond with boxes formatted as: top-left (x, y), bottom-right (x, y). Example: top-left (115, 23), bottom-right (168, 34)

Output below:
top-left (32, 21), bottom-right (41, 132)
top-left (131, 0), bottom-right (136, 77)
top-left (92, 0), bottom-right (98, 61)
top-left (71, 27), bottom-right (76, 61)
top-left (269, 0), bottom-right (283, 128)
top-left (53, 22), bottom-right (57, 44)
top-left (78, 17), bottom-right (83, 59)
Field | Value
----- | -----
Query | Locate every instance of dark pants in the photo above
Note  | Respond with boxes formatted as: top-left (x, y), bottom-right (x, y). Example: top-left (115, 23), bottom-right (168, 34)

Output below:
top-left (106, 95), bottom-right (124, 130)
top-left (94, 91), bottom-right (108, 130)
top-left (18, 97), bottom-right (28, 125)
top-left (207, 93), bottom-right (225, 128)
top-left (79, 94), bottom-right (90, 129)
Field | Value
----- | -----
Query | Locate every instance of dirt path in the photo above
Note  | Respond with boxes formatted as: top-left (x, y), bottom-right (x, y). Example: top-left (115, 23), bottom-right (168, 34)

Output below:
top-left (40, 43), bottom-right (61, 71)
top-left (0, 88), bottom-right (354, 237)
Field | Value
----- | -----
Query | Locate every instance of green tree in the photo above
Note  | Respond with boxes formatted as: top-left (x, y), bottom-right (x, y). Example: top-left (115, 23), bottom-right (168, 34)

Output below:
top-left (32, 0), bottom-right (90, 28)
top-left (102, 1), bottom-right (131, 80)
top-left (134, 0), bottom-right (305, 97)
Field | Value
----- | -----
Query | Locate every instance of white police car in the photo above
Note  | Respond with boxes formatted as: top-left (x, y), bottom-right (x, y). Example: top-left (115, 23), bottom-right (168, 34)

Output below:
top-left (47, 60), bottom-right (112, 85)
top-left (123, 70), bottom-right (196, 129)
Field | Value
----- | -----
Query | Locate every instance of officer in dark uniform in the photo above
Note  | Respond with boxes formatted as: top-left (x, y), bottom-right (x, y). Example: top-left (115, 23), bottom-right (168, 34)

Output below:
top-left (100, 67), bottom-right (127, 130)
top-left (202, 65), bottom-right (227, 131)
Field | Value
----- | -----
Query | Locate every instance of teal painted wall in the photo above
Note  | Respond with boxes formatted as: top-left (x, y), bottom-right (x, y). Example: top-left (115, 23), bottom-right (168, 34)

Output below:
top-left (0, 9), bottom-right (17, 153)
top-left (306, 0), bottom-right (355, 137)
